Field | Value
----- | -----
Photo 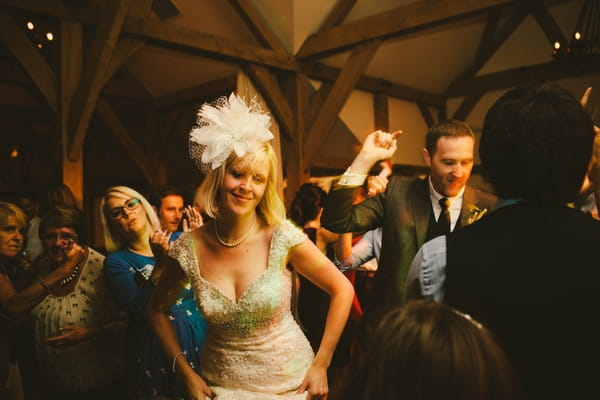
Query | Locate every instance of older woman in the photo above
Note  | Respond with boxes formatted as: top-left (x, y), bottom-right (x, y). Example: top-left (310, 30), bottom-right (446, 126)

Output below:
top-left (0, 202), bottom-right (81, 400)
top-left (31, 206), bottom-right (126, 400)
top-left (100, 186), bottom-right (207, 400)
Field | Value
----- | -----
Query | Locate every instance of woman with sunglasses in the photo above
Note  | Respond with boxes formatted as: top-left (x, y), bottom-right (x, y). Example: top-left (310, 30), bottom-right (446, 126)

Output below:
top-left (30, 206), bottom-right (126, 400)
top-left (100, 186), bottom-right (207, 400)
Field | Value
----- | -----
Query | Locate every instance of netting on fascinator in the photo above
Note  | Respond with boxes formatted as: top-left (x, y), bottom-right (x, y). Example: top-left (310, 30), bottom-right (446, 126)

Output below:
top-left (189, 93), bottom-right (274, 174)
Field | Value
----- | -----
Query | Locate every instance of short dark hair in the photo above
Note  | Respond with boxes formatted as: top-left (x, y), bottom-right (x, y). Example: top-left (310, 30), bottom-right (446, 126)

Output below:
top-left (480, 85), bottom-right (595, 203)
top-left (147, 185), bottom-right (183, 210)
top-left (356, 300), bottom-right (518, 400)
top-left (425, 119), bottom-right (475, 155)
top-left (39, 206), bottom-right (86, 244)
top-left (290, 183), bottom-right (326, 227)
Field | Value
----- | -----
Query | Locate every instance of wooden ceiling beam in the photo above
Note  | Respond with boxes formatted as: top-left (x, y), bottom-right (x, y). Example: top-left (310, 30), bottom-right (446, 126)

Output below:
top-left (318, 0), bottom-right (358, 31)
top-left (297, 0), bottom-right (516, 59)
top-left (118, 75), bottom-right (236, 118)
top-left (67, 0), bottom-right (131, 161)
top-left (96, 97), bottom-right (155, 184)
top-left (531, 3), bottom-right (568, 46)
top-left (373, 93), bottom-right (389, 131)
top-left (0, 9), bottom-right (57, 111)
top-left (451, 91), bottom-right (484, 121)
top-left (303, 40), bottom-right (380, 166)
top-left (244, 64), bottom-right (294, 139)
top-left (302, 61), bottom-right (444, 107)
top-left (451, 4), bottom-right (529, 86)
top-left (447, 60), bottom-right (600, 97)
top-left (227, 0), bottom-right (287, 53)
top-left (0, 0), bottom-right (299, 71)
top-left (417, 102), bottom-right (435, 127)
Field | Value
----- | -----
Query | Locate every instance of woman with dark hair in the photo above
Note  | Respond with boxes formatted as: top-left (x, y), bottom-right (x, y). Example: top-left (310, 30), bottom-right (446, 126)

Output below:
top-left (289, 182), bottom-right (339, 355)
top-left (30, 206), bottom-right (126, 400)
top-left (348, 300), bottom-right (519, 400)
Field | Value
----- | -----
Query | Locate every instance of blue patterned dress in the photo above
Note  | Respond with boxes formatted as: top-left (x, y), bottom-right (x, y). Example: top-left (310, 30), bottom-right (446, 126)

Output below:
top-left (104, 244), bottom-right (207, 399)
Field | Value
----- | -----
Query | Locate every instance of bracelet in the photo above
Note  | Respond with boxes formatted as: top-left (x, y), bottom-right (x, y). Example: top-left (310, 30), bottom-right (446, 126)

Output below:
top-left (38, 279), bottom-right (50, 292)
top-left (172, 351), bottom-right (186, 374)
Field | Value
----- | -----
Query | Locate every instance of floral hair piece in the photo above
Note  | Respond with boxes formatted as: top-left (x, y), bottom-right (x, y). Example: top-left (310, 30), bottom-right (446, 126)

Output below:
top-left (189, 93), bottom-right (274, 174)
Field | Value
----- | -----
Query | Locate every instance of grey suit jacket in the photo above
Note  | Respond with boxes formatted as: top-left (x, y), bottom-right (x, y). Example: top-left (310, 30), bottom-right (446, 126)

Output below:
top-left (322, 176), bottom-right (497, 320)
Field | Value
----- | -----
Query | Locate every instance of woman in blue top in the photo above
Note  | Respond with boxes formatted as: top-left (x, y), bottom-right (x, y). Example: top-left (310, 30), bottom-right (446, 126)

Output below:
top-left (100, 186), bottom-right (207, 399)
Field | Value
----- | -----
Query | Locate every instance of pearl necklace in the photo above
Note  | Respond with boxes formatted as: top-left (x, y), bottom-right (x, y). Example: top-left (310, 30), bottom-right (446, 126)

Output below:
top-left (58, 256), bottom-right (83, 286)
top-left (214, 216), bottom-right (257, 248)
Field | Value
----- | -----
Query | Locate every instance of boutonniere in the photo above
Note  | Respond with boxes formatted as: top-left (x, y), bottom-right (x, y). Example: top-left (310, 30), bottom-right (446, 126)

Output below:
top-left (466, 204), bottom-right (488, 225)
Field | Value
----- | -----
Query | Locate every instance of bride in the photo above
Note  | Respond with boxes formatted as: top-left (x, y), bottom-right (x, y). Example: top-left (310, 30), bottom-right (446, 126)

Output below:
top-left (148, 93), bottom-right (354, 400)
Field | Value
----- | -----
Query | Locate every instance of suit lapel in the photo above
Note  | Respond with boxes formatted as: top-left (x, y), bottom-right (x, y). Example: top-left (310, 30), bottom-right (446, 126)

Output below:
top-left (460, 186), bottom-right (476, 228)
top-left (412, 178), bottom-right (432, 247)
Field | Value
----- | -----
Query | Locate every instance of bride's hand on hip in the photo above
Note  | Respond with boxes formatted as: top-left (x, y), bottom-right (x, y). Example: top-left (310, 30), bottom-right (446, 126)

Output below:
top-left (184, 373), bottom-right (214, 400)
top-left (297, 364), bottom-right (328, 399)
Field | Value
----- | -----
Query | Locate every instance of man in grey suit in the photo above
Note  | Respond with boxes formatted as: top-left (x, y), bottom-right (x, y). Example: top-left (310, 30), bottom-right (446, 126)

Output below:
top-left (322, 120), bottom-right (497, 322)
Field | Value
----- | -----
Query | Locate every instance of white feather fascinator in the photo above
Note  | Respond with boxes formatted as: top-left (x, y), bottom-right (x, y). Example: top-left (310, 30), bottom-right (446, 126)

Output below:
top-left (189, 93), bottom-right (274, 173)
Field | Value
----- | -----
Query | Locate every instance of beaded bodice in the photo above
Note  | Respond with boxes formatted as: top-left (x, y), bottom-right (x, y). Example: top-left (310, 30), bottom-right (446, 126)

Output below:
top-left (170, 220), bottom-right (314, 398)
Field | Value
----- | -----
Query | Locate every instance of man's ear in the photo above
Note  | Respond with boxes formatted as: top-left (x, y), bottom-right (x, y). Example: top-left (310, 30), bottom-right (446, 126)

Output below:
top-left (422, 148), bottom-right (432, 167)
top-left (152, 205), bottom-right (159, 216)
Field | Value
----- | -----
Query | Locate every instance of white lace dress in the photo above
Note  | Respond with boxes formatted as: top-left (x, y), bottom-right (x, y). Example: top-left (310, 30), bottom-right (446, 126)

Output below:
top-left (170, 220), bottom-right (314, 399)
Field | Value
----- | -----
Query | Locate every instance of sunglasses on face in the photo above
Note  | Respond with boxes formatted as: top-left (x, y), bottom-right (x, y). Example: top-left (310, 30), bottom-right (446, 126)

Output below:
top-left (110, 197), bottom-right (141, 219)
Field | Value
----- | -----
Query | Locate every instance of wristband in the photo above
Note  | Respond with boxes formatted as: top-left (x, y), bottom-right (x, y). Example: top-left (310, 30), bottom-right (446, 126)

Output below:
top-left (335, 168), bottom-right (367, 188)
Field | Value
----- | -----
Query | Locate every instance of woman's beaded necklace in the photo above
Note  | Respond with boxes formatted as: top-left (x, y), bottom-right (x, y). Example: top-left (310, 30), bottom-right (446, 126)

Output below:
top-left (58, 256), bottom-right (84, 286)
top-left (214, 216), bottom-right (257, 248)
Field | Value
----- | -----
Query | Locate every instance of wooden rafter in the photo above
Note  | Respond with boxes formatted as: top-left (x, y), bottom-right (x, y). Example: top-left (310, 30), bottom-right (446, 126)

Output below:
top-left (303, 40), bottom-right (380, 166)
top-left (317, 0), bottom-right (358, 31)
top-left (417, 103), bottom-right (435, 127)
top-left (448, 4), bottom-right (530, 98)
top-left (373, 93), bottom-right (388, 131)
top-left (96, 97), bottom-right (155, 183)
top-left (118, 75), bottom-right (236, 118)
top-left (303, 61), bottom-right (444, 107)
top-left (0, 9), bottom-right (57, 111)
top-left (68, 0), bottom-right (131, 161)
top-left (531, 3), bottom-right (568, 46)
top-left (227, 0), bottom-right (287, 53)
top-left (244, 64), bottom-right (294, 139)
top-left (297, 0), bottom-right (515, 59)
top-left (451, 91), bottom-right (485, 121)
top-left (447, 60), bottom-right (600, 97)
top-left (0, 0), bottom-right (299, 71)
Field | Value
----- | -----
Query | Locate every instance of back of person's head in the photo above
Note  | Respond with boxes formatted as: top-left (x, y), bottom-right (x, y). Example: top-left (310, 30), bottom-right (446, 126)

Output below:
top-left (39, 183), bottom-right (78, 215)
top-left (39, 206), bottom-right (87, 245)
top-left (425, 119), bottom-right (475, 155)
top-left (289, 183), bottom-right (327, 227)
top-left (480, 85), bottom-right (595, 204)
top-left (359, 300), bottom-right (518, 400)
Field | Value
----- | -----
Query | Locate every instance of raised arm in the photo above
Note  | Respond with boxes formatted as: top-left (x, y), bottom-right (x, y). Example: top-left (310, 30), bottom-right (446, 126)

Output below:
top-left (1, 244), bottom-right (83, 319)
top-left (322, 130), bottom-right (400, 234)
top-left (289, 239), bottom-right (354, 399)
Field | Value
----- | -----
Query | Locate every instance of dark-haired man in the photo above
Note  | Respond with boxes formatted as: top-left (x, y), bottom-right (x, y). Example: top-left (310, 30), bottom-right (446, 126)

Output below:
top-left (322, 120), bottom-right (497, 321)
top-left (406, 85), bottom-right (600, 399)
